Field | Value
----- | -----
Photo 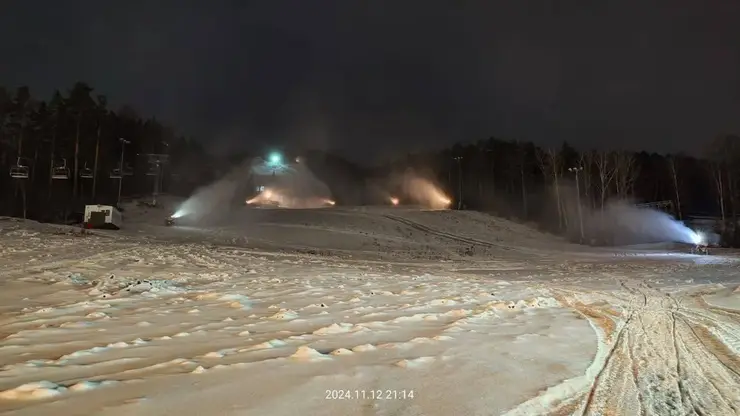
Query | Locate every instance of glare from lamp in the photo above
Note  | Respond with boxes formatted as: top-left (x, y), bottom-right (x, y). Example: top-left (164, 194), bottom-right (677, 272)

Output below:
top-left (692, 231), bottom-right (707, 246)
top-left (268, 152), bottom-right (282, 165)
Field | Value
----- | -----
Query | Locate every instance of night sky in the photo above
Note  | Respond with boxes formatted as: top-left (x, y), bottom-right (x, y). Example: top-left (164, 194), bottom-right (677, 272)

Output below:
top-left (2, 1), bottom-right (740, 163)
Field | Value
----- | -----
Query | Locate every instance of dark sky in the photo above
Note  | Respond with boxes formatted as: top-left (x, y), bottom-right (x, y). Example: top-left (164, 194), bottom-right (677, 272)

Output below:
top-left (2, 1), bottom-right (740, 163)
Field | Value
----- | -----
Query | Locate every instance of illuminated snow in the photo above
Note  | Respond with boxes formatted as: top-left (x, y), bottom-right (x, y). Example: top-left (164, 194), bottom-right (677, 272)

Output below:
top-left (0, 203), bottom-right (738, 416)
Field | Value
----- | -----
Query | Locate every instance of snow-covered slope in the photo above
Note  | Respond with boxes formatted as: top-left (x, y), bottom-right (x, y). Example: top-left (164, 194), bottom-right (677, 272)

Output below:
top-left (113, 201), bottom-right (591, 261)
top-left (0, 209), bottom-right (739, 416)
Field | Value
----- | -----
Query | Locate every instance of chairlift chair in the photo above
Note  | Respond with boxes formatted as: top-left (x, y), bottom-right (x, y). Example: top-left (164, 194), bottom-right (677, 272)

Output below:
top-left (9, 158), bottom-right (29, 179)
top-left (80, 162), bottom-right (94, 179)
top-left (145, 165), bottom-right (159, 176)
top-left (51, 158), bottom-right (70, 180)
top-left (110, 168), bottom-right (122, 179)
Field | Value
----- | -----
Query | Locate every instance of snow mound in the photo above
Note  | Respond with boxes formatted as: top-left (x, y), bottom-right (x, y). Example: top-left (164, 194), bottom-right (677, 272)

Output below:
top-left (0, 381), bottom-right (65, 400)
top-left (0, 380), bottom-right (117, 401)
top-left (71, 273), bottom-right (185, 298)
top-left (290, 346), bottom-right (330, 362)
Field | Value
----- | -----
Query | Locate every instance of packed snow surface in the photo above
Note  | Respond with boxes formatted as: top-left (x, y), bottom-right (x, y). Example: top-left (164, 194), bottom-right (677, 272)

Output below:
top-left (0, 205), bottom-right (739, 416)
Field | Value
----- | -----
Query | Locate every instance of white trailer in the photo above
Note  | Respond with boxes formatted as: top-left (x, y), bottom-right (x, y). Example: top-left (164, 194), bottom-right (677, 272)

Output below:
top-left (84, 205), bottom-right (122, 229)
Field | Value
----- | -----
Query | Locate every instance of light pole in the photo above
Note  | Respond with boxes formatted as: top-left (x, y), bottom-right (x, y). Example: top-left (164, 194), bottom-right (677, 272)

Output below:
top-left (269, 152), bottom-right (282, 175)
top-left (117, 138), bottom-right (130, 208)
top-left (266, 152), bottom-right (284, 187)
top-left (139, 153), bottom-right (169, 207)
top-left (152, 160), bottom-right (161, 206)
top-left (453, 156), bottom-right (463, 210)
top-left (569, 166), bottom-right (585, 243)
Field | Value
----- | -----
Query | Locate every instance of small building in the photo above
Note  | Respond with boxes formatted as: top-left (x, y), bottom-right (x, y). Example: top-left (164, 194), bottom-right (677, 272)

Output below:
top-left (83, 205), bottom-right (123, 230)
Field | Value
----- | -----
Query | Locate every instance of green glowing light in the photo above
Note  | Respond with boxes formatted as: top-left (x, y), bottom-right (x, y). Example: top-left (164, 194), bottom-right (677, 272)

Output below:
top-left (268, 152), bottom-right (282, 165)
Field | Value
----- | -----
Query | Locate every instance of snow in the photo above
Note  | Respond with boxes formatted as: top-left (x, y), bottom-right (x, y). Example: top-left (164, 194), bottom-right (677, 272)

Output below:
top-left (0, 205), bottom-right (739, 415)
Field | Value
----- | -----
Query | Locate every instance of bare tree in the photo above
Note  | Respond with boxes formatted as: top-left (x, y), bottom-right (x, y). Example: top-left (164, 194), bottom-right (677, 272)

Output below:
top-left (721, 136), bottom-right (740, 235)
top-left (667, 156), bottom-right (682, 219)
top-left (536, 147), bottom-right (566, 229)
top-left (594, 150), bottom-right (617, 211)
top-left (579, 150), bottom-right (595, 209)
top-left (705, 135), bottom-right (740, 233)
top-left (92, 95), bottom-right (107, 200)
top-left (710, 160), bottom-right (726, 228)
top-left (517, 141), bottom-right (528, 218)
top-left (613, 150), bottom-right (639, 199)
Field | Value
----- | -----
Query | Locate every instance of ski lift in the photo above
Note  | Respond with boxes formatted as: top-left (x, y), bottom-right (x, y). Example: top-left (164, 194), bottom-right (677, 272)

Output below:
top-left (9, 157), bottom-right (29, 179)
top-left (146, 164), bottom-right (159, 176)
top-left (110, 168), bottom-right (122, 179)
top-left (51, 158), bottom-right (70, 180)
top-left (80, 162), bottom-right (94, 179)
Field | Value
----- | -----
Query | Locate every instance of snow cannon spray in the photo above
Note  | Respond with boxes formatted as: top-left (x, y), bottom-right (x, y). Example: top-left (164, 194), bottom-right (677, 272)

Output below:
top-left (649, 211), bottom-right (710, 254)
top-left (662, 217), bottom-right (709, 252)
top-left (689, 230), bottom-right (711, 254)
top-left (606, 203), bottom-right (705, 247)
top-left (165, 208), bottom-right (186, 226)
top-left (671, 223), bottom-right (702, 245)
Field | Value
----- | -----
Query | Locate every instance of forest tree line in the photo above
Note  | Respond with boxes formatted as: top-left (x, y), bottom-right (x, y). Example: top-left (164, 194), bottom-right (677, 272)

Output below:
top-left (1, 82), bottom-right (738, 244)
top-left (382, 135), bottom-right (739, 244)
top-left (0, 82), bottom-right (212, 221)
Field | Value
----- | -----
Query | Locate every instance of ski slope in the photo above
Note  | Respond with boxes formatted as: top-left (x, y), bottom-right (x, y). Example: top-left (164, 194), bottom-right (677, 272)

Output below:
top-left (0, 206), bottom-right (738, 416)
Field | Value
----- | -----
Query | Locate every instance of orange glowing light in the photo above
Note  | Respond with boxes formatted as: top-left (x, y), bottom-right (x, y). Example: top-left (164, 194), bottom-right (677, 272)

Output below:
top-left (399, 176), bottom-right (452, 210)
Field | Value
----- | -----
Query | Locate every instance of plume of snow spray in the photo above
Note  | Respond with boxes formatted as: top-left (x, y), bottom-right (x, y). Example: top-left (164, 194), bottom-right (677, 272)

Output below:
top-left (399, 173), bottom-right (451, 210)
top-left (171, 161), bottom-right (252, 222)
top-left (244, 159), bottom-right (332, 208)
top-left (592, 202), bottom-right (703, 245)
top-left (172, 156), bottom-right (333, 220)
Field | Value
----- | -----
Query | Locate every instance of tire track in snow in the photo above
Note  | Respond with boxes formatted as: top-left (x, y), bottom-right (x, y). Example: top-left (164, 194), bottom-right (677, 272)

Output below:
top-left (585, 285), bottom-right (740, 416)
top-left (382, 214), bottom-right (513, 251)
top-left (674, 317), bottom-right (740, 414)
top-left (581, 284), bottom-right (740, 415)
top-left (505, 284), bottom-right (740, 416)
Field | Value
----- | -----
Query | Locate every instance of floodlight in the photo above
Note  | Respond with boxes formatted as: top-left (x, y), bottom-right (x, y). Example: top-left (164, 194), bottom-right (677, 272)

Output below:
top-left (269, 152), bottom-right (282, 165)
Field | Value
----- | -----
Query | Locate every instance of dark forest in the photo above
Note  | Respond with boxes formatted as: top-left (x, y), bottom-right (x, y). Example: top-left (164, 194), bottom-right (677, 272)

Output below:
top-left (1, 83), bottom-right (737, 245)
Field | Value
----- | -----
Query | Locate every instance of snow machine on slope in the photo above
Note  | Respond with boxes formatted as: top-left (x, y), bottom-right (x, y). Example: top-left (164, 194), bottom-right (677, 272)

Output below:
top-left (689, 230), bottom-right (713, 255)
top-left (165, 216), bottom-right (175, 226)
top-left (690, 244), bottom-right (709, 255)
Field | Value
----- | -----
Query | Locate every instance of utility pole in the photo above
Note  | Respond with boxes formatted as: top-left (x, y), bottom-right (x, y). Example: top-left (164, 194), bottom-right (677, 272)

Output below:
top-left (153, 160), bottom-right (161, 206)
top-left (569, 166), bottom-right (585, 243)
top-left (141, 153), bottom-right (169, 207)
top-left (453, 156), bottom-right (463, 210)
top-left (117, 138), bottom-right (130, 208)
